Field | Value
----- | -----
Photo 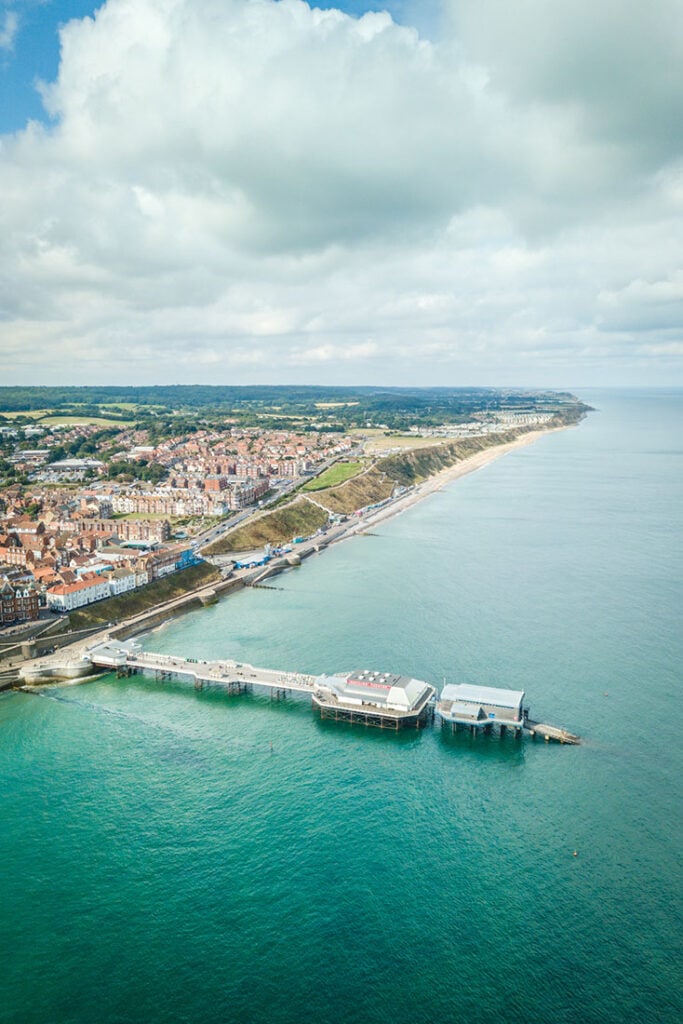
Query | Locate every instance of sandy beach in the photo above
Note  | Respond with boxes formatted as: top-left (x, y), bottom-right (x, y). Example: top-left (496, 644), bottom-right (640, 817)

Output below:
top-left (12, 424), bottom-right (568, 681)
top-left (344, 425), bottom-right (565, 533)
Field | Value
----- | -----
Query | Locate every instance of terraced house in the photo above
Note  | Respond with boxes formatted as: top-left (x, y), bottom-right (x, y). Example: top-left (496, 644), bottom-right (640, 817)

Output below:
top-left (0, 580), bottom-right (40, 624)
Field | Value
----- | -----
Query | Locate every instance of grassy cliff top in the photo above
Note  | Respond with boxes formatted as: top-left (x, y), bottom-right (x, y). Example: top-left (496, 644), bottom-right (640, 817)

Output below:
top-left (204, 499), bottom-right (329, 554)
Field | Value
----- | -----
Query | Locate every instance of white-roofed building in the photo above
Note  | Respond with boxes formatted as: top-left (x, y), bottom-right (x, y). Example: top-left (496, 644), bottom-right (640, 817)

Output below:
top-left (437, 683), bottom-right (526, 735)
top-left (312, 668), bottom-right (435, 729)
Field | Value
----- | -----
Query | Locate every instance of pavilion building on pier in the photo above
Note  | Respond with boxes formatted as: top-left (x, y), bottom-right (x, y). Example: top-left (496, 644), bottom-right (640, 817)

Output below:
top-left (312, 669), bottom-right (435, 729)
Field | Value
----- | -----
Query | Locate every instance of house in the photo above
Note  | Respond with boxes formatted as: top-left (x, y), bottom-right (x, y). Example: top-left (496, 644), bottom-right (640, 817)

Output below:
top-left (0, 580), bottom-right (40, 624)
top-left (46, 573), bottom-right (111, 612)
top-left (105, 567), bottom-right (137, 596)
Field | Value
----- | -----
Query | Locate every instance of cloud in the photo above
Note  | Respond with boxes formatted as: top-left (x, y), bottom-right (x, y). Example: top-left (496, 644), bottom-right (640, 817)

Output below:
top-left (0, 0), bottom-right (681, 385)
top-left (447, 0), bottom-right (683, 170)
top-left (0, 10), bottom-right (18, 51)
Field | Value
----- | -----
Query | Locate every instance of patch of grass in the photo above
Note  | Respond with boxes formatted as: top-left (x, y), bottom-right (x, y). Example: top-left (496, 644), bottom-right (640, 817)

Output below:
top-left (34, 482), bottom-right (81, 491)
top-left (68, 563), bottom-right (220, 629)
top-left (361, 434), bottom-right (448, 453)
top-left (40, 415), bottom-right (134, 427)
top-left (314, 466), bottom-right (394, 514)
top-left (254, 412), bottom-right (305, 420)
top-left (204, 498), bottom-right (328, 554)
top-left (0, 409), bottom-right (54, 420)
top-left (314, 401), bottom-right (359, 408)
top-left (380, 430), bottom-right (520, 486)
top-left (99, 402), bottom-right (149, 412)
top-left (302, 461), bottom-right (363, 491)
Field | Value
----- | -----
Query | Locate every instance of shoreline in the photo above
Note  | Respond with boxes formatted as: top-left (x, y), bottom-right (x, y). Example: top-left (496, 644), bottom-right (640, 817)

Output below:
top-left (330, 424), bottom-right (567, 535)
top-left (9, 423), bottom-right (570, 683)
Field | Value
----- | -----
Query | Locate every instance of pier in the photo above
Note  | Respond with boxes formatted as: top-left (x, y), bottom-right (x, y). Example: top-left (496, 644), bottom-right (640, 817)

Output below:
top-left (20, 639), bottom-right (580, 742)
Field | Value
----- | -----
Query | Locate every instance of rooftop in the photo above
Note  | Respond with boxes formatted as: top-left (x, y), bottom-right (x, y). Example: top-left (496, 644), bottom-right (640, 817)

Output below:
top-left (440, 683), bottom-right (525, 709)
top-left (316, 669), bottom-right (434, 714)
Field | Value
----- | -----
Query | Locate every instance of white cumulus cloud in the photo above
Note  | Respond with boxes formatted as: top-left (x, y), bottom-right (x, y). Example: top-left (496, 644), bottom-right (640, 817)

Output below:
top-left (0, 0), bottom-right (681, 385)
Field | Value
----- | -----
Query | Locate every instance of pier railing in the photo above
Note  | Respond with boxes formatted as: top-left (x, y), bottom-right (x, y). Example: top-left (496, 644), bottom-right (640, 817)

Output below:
top-left (95, 647), bottom-right (319, 695)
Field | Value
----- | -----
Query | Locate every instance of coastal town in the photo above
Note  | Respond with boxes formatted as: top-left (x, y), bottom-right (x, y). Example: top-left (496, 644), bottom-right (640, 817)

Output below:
top-left (0, 419), bottom-right (355, 623)
top-left (0, 386), bottom-right (587, 664)
top-left (1, 382), bottom-right (585, 748)
top-left (2, 4), bottom-right (676, 1021)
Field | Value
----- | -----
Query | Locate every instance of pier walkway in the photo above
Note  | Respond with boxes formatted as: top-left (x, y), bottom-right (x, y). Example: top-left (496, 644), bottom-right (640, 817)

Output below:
top-left (87, 641), bottom-right (318, 697)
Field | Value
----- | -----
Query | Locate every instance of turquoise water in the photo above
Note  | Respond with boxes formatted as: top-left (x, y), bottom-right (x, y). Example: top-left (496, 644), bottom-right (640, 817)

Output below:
top-left (1, 390), bottom-right (681, 1024)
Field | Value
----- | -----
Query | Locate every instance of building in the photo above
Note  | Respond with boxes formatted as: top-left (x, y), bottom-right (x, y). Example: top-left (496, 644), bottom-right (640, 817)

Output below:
top-left (104, 567), bottom-right (137, 596)
top-left (69, 518), bottom-right (171, 543)
top-left (312, 669), bottom-right (435, 729)
top-left (46, 574), bottom-right (111, 612)
top-left (39, 458), bottom-right (104, 481)
top-left (224, 477), bottom-right (270, 509)
top-left (144, 544), bottom-right (198, 580)
top-left (436, 683), bottom-right (526, 734)
top-left (0, 580), bottom-right (40, 624)
top-left (9, 449), bottom-right (50, 465)
top-left (0, 542), bottom-right (32, 567)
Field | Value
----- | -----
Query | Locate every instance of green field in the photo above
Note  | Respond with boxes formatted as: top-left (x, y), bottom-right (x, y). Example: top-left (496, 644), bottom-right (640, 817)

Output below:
top-left (352, 431), bottom-right (448, 453)
top-left (39, 414), bottom-right (135, 427)
top-left (314, 401), bottom-right (359, 409)
top-left (204, 499), bottom-right (328, 554)
top-left (0, 409), bottom-right (135, 426)
top-left (302, 461), bottom-right (364, 491)
top-left (99, 402), bottom-right (148, 412)
top-left (314, 466), bottom-right (394, 514)
top-left (0, 409), bottom-right (54, 420)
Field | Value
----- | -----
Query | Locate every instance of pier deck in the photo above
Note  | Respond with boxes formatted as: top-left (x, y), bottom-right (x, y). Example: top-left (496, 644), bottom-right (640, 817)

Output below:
top-left (88, 642), bottom-right (318, 696)
top-left (86, 642), bottom-right (437, 729)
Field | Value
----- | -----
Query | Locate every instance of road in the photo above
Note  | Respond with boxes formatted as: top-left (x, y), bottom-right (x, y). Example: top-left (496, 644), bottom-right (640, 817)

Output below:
top-left (192, 446), bottom-right (364, 554)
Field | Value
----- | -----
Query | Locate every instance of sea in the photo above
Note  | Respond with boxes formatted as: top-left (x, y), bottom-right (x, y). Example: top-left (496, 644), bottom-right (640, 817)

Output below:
top-left (1, 389), bottom-right (681, 1024)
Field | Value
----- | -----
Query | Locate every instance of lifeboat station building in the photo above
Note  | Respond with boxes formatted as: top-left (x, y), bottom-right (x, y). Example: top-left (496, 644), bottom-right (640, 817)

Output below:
top-left (312, 669), bottom-right (435, 729)
top-left (437, 683), bottom-right (526, 736)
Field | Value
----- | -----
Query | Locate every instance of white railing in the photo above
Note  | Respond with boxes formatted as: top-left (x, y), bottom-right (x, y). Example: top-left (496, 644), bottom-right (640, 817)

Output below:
top-left (124, 650), bottom-right (317, 693)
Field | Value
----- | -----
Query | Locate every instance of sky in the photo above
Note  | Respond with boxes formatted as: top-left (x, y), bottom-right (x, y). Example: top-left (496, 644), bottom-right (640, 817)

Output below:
top-left (0, 0), bottom-right (681, 387)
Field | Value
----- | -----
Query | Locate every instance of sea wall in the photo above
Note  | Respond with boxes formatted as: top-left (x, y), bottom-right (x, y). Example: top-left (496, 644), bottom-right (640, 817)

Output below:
top-left (111, 576), bottom-right (245, 641)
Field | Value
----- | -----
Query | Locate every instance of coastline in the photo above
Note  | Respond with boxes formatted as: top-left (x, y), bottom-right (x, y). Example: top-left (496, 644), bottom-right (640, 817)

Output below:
top-left (10, 423), bottom-right (569, 682)
top-left (6, 392), bottom-right (680, 1024)
top-left (334, 425), bottom-right (567, 534)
